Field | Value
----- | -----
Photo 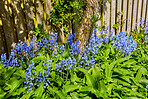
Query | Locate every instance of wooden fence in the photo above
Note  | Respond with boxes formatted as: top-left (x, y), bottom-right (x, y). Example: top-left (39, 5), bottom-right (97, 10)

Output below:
top-left (0, 0), bottom-right (148, 55)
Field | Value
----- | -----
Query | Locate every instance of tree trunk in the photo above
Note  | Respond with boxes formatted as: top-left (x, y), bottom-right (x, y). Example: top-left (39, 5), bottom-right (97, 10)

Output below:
top-left (75, 0), bottom-right (99, 51)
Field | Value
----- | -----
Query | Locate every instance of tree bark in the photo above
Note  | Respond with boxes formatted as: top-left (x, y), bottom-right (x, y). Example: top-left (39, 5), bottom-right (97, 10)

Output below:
top-left (75, 0), bottom-right (99, 51)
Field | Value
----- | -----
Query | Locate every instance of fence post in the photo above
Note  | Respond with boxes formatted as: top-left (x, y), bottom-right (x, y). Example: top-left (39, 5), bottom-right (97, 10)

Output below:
top-left (116, 0), bottom-right (122, 34)
top-left (0, 17), bottom-right (5, 55)
top-left (11, 0), bottom-right (27, 42)
top-left (24, 0), bottom-right (35, 41)
top-left (122, 0), bottom-right (127, 32)
top-left (111, 0), bottom-right (116, 36)
top-left (0, 0), bottom-right (17, 54)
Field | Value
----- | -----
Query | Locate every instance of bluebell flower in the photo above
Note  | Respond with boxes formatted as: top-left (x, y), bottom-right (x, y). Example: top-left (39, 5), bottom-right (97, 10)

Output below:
top-left (146, 86), bottom-right (148, 90)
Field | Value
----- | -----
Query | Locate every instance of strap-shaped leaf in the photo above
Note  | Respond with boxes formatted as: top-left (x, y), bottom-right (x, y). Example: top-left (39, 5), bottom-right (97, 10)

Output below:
top-left (63, 85), bottom-right (80, 93)
top-left (31, 55), bottom-right (46, 63)
top-left (35, 82), bottom-right (44, 97)
top-left (76, 67), bottom-right (88, 74)
top-left (48, 87), bottom-right (66, 99)
top-left (79, 86), bottom-right (99, 98)
top-left (6, 79), bottom-right (24, 98)
top-left (85, 73), bottom-right (95, 88)
top-left (3, 68), bottom-right (15, 80)
top-left (92, 65), bottom-right (102, 81)
top-left (70, 92), bottom-right (79, 99)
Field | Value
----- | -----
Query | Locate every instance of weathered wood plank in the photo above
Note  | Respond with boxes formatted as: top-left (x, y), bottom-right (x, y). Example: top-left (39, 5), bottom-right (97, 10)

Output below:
top-left (36, 0), bottom-right (44, 26)
top-left (111, 0), bottom-right (116, 36)
top-left (44, 0), bottom-right (53, 35)
top-left (96, 0), bottom-right (102, 36)
top-left (116, 0), bottom-right (122, 33)
top-left (122, 0), bottom-right (127, 32)
top-left (0, 17), bottom-right (5, 55)
top-left (127, 0), bottom-right (133, 34)
top-left (0, 0), bottom-right (17, 54)
top-left (142, 0), bottom-right (147, 27)
top-left (136, 0), bottom-right (142, 29)
top-left (11, 0), bottom-right (27, 41)
top-left (24, 0), bottom-right (35, 41)
top-left (103, 0), bottom-right (110, 34)
top-left (132, 0), bottom-right (138, 30)
top-left (146, 0), bottom-right (148, 23)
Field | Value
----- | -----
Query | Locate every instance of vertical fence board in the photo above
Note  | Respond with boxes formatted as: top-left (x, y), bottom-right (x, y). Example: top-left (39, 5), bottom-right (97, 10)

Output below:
top-left (142, 0), bottom-right (147, 26)
top-left (0, 18), bottom-right (5, 55)
top-left (103, 0), bottom-right (110, 34)
top-left (24, 0), bottom-right (34, 41)
top-left (146, 0), bottom-right (148, 23)
top-left (36, 0), bottom-right (44, 26)
top-left (127, 0), bottom-right (133, 34)
top-left (116, 0), bottom-right (122, 33)
top-left (145, 0), bottom-right (148, 24)
top-left (96, 0), bottom-right (102, 36)
top-left (111, 0), bottom-right (116, 35)
top-left (11, 0), bottom-right (27, 41)
top-left (45, 0), bottom-right (53, 34)
top-left (137, 0), bottom-right (142, 28)
top-left (0, 30), bottom-right (4, 55)
top-left (0, 0), bottom-right (17, 54)
top-left (122, 0), bottom-right (127, 32)
top-left (132, 0), bottom-right (138, 30)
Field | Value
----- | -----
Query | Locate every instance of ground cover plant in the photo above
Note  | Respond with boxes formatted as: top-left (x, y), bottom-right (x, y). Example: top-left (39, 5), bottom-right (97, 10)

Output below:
top-left (0, 20), bottom-right (148, 98)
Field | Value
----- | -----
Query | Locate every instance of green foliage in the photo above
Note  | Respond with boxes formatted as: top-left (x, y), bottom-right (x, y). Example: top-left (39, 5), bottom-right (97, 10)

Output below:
top-left (48, 0), bottom-right (86, 34)
top-left (131, 27), bottom-right (148, 48)
top-left (75, 42), bottom-right (148, 98)
top-left (0, 67), bottom-right (25, 99)
top-left (33, 25), bottom-right (49, 41)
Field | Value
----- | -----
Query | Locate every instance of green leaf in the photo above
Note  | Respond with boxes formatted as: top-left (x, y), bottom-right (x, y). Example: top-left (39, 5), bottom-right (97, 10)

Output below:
top-left (115, 56), bottom-right (130, 64)
top-left (31, 55), bottom-right (46, 63)
top-left (70, 73), bottom-right (77, 82)
top-left (50, 71), bottom-right (56, 79)
top-left (85, 73), bottom-right (95, 88)
top-left (114, 79), bottom-right (131, 87)
top-left (48, 87), bottom-right (65, 99)
top-left (79, 86), bottom-right (96, 93)
top-left (35, 82), bottom-right (44, 97)
top-left (17, 87), bottom-right (27, 95)
top-left (105, 48), bottom-right (110, 57)
top-left (105, 62), bottom-right (115, 82)
top-left (13, 68), bottom-right (26, 78)
top-left (122, 59), bottom-right (136, 66)
top-left (99, 80), bottom-right (107, 95)
top-left (0, 92), bottom-right (7, 99)
top-left (135, 68), bottom-right (143, 81)
top-left (92, 65), bottom-right (102, 81)
top-left (63, 85), bottom-right (80, 93)
top-left (113, 68), bottom-right (131, 76)
top-left (3, 68), bottom-right (15, 80)
top-left (76, 67), bottom-right (88, 74)
top-left (84, 96), bottom-right (92, 99)
top-left (6, 79), bottom-right (24, 98)
top-left (35, 61), bottom-right (44, 73)
top-left (20, 90), bottom-right (34, 99)
top-left (70, 92), bottom-right (79, 99)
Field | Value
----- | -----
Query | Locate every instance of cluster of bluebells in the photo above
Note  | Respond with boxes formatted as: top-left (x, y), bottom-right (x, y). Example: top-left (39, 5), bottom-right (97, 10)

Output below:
top-left (1, 50), bottom-right (19, 68)
top-left (0, 25), bottom-right (140, 91)
top-left (67, 32), bottom-right (76, 45)
top-left (112, 31), bottom-right (137, 56)
top-left (24, 61), bottom-right (50, 91)
top-left (56, 56), bottom-right (77, 72)
top-left (0, 33), bottom-right (58, 68)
